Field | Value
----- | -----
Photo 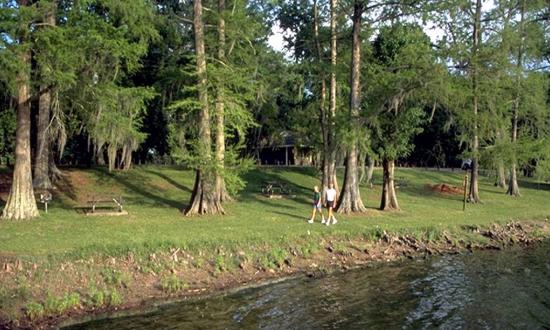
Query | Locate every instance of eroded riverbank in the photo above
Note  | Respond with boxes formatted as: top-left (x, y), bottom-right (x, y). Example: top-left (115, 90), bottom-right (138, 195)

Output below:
top-left (64, 238), bottom-right (550, 329)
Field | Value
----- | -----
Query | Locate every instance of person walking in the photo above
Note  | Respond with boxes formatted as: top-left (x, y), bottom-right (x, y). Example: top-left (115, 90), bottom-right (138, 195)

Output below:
top-left (308, 186), bottom-right (325, 223)
top-left (325, 183), bottom-right (338, 225)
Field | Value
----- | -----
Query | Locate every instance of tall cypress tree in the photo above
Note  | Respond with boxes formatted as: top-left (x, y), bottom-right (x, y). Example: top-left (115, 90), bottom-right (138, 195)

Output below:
top-left (185, 0), bottom-right (224, 215)
top-left (1, 0), bottom-right (39, 220)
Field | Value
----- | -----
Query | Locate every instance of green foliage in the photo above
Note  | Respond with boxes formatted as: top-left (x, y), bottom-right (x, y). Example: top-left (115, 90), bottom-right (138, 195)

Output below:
top-left (87, 86), bottom-right (156, 170)
top-left (367, 23), bottom-right (438, 161)
top-left (25, 302), bottom-right (45, 321)
top-left (159, 275), bottom-right (187, 293)
top-left (101, 268), bottom-right (130, 287)
top-left (298, 240), bottom-right (319, 258)
top-left (260, 247), bottom-right (288, 269)
top-left (108, 289), bottom-right (122, 306)
top-left (87, 287), bottom-right (105, 307)
top-left (87, 287), bottom-right (121, 308)
top-left (0, 107), bottom-right (15, 164)
top-left (44, 292), bottom-right (80, 315)
top-left (214, 255), bottom-right (226, 273)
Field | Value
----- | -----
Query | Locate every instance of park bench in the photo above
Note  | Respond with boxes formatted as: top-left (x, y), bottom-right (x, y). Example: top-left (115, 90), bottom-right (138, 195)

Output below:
top-left (261, 181), bottom-right (292, 197)
top-left (86, 195), bottom-right (125, 215)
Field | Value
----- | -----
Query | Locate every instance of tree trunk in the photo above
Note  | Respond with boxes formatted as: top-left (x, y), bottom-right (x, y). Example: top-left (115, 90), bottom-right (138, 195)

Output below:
top-left (359, 152), bottom-right (365, 183)
top-left (2, 46), bottom-right (39, 220)
top-left (214, 0), bottom-right (231, 203)
top-left (33, 2), bottom-right (57, 190)
top-left (186, 0), bottom-right (224, 215)
top-left (507, 0), bottom-right (524, 197)
top-left (328, 0), bottom-right (338, 194)
top-left (496, 160), bottom-right (507, 189)
top-left (49, 149), bottom-right (62, 182)
top-left (107, 145), bottom-right (116, 173)
top-left (366, 155), bottom-right (374, 187)
top-left (336, 0), bottom-right (366, 214)
top-left (380, 158), bottom-right (399, 211)
top-left (468, 0), bottom-right (482, 203)
top-left (34, 84), bottom-right (52, 189)
top-left (313, 0), bottom-right (330, 200)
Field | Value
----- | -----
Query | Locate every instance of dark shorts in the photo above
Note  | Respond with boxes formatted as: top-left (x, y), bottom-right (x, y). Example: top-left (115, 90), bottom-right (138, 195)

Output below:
top-left (326, 200), bottom-right (334, 208)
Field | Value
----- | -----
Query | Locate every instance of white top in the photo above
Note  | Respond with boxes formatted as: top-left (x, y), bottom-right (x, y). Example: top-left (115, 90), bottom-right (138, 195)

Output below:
top-left (326, 188), bottom-right (337, 202)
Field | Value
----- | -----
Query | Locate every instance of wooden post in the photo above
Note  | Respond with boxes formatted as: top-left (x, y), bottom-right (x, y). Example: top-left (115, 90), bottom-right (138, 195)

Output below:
top-left (463, 172), bottom-right (468, 211)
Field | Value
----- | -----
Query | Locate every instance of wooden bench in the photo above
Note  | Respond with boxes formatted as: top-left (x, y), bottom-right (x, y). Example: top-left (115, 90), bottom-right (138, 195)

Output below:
top-left (86, 195), bottom-right (126, 215)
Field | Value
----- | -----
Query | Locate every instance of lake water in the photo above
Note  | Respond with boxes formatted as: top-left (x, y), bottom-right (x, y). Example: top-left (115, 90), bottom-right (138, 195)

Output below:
top-left (66, 241), bottom-right (550, 329)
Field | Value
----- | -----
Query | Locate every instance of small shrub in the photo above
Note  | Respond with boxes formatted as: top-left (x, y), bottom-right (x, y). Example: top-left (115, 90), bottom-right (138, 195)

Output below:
top-left (193, 258), bottom-right (205, 268)
top-left (299, 241), bottom-right (319, 258)
top-left (364, 227), bottom-right (384, 241)
top-left (87, 287), bottom-right (122, 308)
top-left (88, 288), bottom-right (105, 308)
top-left (160, 275), bottom-right (187, 294)
top-left (0, 287), bottom-right (9, 307)
top-left (214, 255), bottom-right (226, 273)
top-left (25, 302), bottom-right (45, 321)
top-left (258, 255), bottom-right (273, 270)
top-left (101, 268), bottom-right (130, 287)
top-left (269, 248), bottom-right (287, 268)
top-left (65, 293), bottom-right (81, 309)
top-left (259, 248), bottom-right (288, 269)
top-left (333, 242), bottom-right (351, 255)
top-left (108, 290), bottom-right (122, 306)
top-left (43, 292), bottom-right (80, 315)
top-left (15, 283), bottom-right (31, 300)
top-left (424, 226), bottom-right (442, 242)
top-left (44, 295), bottom-right (66, 315)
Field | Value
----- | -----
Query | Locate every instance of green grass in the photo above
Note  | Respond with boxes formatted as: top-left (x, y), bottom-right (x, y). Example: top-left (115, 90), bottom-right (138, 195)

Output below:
top-left (0, 165), bottom-right (549, 259)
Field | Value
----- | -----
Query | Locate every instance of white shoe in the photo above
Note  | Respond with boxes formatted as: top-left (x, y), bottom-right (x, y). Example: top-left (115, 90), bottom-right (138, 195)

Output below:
top-left (321, 218), bottom-right (326, 224)
top-left (326, 219), bottom-right (330, 226)
top-left (308, 219), bottom-right (314, 224)
top-left (332, 218), bottom-right (338, 225)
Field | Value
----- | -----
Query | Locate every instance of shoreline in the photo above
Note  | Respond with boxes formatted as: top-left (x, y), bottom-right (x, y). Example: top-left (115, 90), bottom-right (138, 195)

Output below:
top-left (1, 220), bottom-right (548, 329)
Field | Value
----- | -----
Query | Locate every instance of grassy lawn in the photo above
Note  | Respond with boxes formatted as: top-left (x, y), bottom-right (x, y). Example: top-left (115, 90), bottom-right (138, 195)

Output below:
top-left (0, 166), bottom-right (549, 258)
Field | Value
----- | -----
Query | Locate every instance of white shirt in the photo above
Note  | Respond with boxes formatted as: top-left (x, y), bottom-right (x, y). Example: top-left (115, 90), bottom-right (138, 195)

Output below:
top-left (326, 188), bottom-right (337, 202)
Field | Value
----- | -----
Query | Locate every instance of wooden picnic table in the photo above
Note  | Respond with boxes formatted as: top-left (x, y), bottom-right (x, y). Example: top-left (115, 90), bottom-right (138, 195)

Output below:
top-left (87, 195), bottom-right (124, 214)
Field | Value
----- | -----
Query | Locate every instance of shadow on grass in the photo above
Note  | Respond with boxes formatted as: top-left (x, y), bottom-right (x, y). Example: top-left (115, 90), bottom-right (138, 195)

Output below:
top-left (241, 168), bottom-right (314, 208)
top-left (90, 167), bottom-right (184, 209)
top-left (53, 171), bottom-right (79, 206)
top-left (271, 210), bottom-right (307, 221)
top-left (143, 169), bottom-right (192, 193)
top-left (518, 180), bottom-right (550, 191)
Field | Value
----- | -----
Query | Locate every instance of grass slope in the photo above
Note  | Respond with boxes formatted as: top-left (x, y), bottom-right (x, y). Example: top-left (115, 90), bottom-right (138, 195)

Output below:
top-left (0, 166), bottom-right (549, 258)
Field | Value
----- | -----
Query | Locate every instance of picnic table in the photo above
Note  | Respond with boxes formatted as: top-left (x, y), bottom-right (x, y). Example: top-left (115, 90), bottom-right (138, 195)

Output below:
top-left (86, 195), bottom-right (125, 215)
top-left (261, 181), bottom-right (292, 197)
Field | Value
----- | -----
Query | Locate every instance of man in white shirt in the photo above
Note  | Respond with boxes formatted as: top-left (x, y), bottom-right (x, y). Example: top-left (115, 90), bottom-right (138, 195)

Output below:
top-left (324, 183), bottom-right (338, 225)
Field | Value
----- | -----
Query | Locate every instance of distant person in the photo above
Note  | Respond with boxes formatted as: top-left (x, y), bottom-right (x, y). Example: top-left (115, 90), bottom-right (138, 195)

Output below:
top-left (325, 183), bottom-right (338, 226)
top-left (308, 186), bottom-right (325, 224)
